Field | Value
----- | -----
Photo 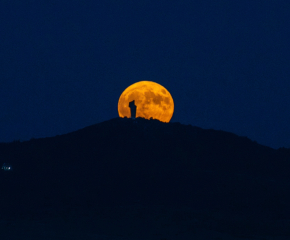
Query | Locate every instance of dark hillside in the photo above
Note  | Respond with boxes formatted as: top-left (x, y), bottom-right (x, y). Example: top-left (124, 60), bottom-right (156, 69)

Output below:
top-left (1, 117), bottom-right (290, 224)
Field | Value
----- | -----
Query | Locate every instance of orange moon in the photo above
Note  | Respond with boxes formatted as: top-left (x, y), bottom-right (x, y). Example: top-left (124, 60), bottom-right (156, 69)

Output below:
top-left (118, 81), bottom-right (174, 122)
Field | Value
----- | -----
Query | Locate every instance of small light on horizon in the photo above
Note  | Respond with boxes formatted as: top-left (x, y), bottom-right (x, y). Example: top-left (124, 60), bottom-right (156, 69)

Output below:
top-left (1, 163), bottom-right (12, 171)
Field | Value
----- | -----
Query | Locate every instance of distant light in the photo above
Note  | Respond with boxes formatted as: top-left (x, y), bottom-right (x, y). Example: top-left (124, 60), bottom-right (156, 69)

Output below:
top-left (1, 163), bottom-right (12, 171)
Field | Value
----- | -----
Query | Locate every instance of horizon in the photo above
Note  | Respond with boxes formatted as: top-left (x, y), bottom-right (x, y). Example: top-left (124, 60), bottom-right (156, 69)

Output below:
top-left (1, 116), bottom-right (283, 151)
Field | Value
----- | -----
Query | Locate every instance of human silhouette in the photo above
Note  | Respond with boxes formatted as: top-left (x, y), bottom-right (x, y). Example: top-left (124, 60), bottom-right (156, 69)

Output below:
top-left (129, 100), bottom-right (137, 119)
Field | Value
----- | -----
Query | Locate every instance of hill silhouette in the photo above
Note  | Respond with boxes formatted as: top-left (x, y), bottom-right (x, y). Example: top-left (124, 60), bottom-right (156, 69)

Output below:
top-left (1, 117), bottom-right (290, 234)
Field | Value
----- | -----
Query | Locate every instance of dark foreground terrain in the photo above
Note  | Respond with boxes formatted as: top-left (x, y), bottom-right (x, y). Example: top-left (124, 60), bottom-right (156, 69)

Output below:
top-left (1, 117), bottom-right (290, 239)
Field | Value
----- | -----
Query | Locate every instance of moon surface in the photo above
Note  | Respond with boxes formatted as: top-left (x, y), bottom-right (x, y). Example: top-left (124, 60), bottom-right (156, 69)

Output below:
top-left (118, 81), bottom-right (174, 122)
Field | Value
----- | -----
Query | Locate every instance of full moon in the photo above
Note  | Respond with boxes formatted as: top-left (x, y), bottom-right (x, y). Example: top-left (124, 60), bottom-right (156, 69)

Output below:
top-left (118, 81), bottom-right (174, 122)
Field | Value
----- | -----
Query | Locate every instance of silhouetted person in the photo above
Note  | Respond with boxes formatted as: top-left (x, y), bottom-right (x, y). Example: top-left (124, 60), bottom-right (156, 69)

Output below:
top-left (129, 100), bottom-right (137, 119)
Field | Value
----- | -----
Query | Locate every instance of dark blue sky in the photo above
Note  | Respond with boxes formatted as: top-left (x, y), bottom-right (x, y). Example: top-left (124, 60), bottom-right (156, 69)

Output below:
top-left (1, 0), bottom-right (290, 149)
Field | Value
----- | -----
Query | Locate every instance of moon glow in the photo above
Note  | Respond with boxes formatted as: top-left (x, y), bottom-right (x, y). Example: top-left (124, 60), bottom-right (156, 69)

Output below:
top-left (118, 81), bottom-right (174, 122)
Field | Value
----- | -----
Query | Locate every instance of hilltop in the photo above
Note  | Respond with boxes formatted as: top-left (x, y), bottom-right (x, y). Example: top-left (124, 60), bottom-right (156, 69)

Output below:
top-left (1, 117), bottom-right (290, 236)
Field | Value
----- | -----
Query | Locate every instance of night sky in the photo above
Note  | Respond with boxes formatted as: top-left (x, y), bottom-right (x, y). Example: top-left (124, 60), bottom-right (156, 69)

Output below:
top-left (1, 0), bottom-right (290, 149)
